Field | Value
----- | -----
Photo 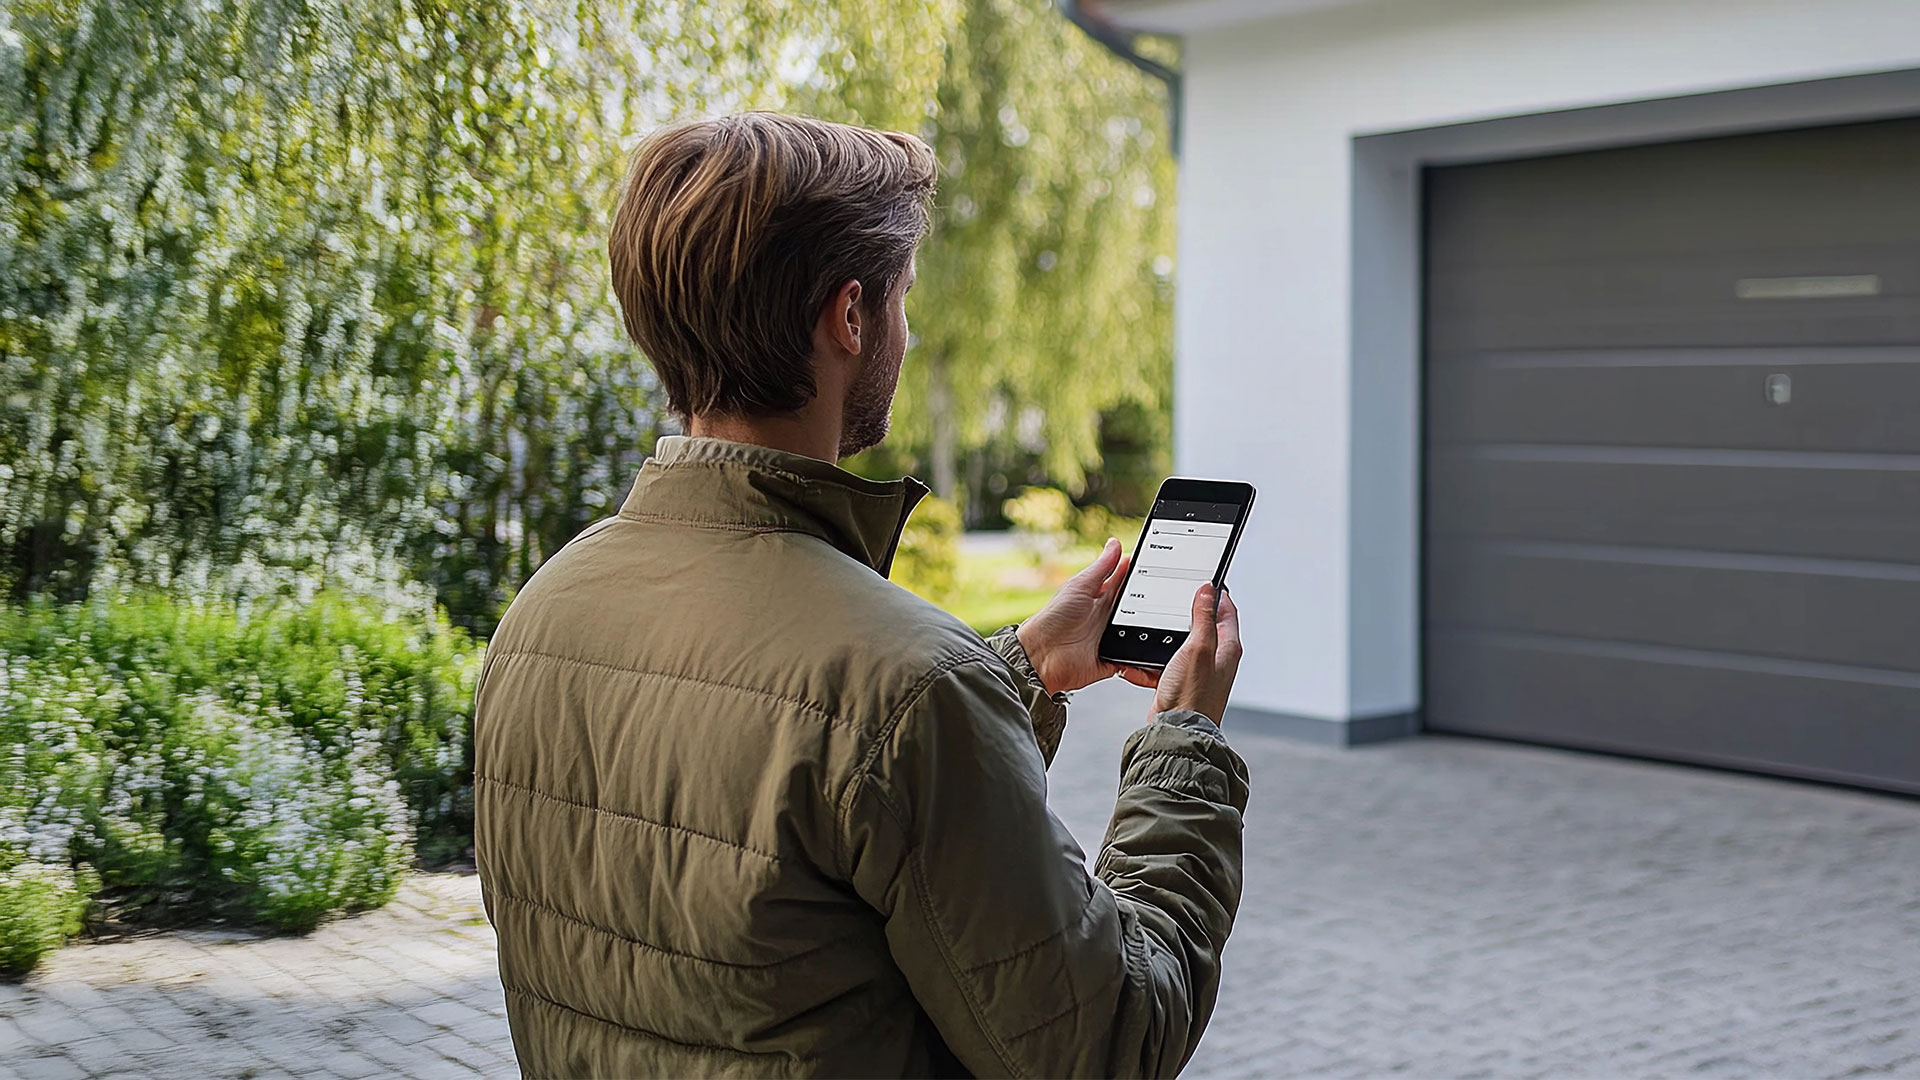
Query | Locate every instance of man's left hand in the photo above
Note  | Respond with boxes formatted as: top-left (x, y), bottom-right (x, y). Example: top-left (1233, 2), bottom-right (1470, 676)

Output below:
top-left (1017, 538), bottom-right (1162, 695)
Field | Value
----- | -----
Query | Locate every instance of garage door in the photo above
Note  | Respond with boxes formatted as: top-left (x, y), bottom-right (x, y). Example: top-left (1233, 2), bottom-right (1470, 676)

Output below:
top-left (1423, 116), bottom-right (1920, 794)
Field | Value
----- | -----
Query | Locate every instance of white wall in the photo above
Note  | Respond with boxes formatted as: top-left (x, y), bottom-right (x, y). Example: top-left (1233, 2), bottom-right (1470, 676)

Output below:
top-left (1175, 0), bottom-right (1920, 727)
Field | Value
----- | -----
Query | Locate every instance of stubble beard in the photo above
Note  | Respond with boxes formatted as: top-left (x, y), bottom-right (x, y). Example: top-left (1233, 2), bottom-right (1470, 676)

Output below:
top-left (837, 326), bottom-right (903, 459)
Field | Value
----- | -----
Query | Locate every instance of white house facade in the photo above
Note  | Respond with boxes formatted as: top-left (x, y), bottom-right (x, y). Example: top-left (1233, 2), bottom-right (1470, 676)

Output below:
top-left (1093, 0), bottom-right (1920, 793)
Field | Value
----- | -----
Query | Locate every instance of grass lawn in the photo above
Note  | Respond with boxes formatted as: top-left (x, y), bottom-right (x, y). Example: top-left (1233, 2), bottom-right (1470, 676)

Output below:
top-left (944, 542), bottom-right (1105, 635)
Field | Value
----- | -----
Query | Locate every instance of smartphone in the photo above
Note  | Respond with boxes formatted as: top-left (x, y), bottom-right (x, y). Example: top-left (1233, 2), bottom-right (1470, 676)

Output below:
top-left (1098, 477), bottom-right (1256, 670)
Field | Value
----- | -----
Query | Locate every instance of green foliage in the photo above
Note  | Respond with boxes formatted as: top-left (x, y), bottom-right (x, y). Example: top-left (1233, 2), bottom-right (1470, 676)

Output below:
top-left (0, 0), bottom-right (1172, 621)
top-left (0, 0), bottom-right (904, 631)
top-left (843, 0), bottom-right (1177, 509)
top-left (1071, 504), bottom-right (1146, 550)
top-left (1004, 486), bottom-right (1077, 538)
top-left (0, 590), bottom-right (479, 968)
top-left (0, 859), bottom-right (93, 976)
top-left (1005, 485), bottom-right (1145, 571)
top-left (891, 495), bottom-right (964, 604)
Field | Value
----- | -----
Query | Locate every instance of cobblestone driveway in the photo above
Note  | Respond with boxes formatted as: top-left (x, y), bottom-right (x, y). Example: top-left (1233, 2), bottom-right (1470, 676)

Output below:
top-left (5, 679), bottom-right (1919, 1078)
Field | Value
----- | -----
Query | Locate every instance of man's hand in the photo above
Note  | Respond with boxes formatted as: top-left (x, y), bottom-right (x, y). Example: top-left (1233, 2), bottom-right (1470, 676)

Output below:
top-left (1016, 539), bottom-right (1163, 695)
top-left (1152, 583), bottom-right (1242, 724)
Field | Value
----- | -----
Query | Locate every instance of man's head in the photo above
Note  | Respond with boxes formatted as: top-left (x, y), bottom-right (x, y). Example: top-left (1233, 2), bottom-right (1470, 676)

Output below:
top-left (609, 113), bottom-right (937, 458)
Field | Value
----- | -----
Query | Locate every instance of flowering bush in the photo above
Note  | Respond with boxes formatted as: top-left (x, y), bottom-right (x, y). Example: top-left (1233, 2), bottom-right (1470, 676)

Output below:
top-left (0, 591), bottom-right (478, 972)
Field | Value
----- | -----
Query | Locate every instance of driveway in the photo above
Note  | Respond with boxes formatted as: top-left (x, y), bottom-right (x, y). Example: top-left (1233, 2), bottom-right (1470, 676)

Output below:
top-left (5, 678), bottom-right (1918, 1078)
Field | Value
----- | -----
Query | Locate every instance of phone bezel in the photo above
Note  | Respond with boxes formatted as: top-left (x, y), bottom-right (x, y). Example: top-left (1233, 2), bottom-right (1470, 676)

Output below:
top-left (1097, 477), bottom-right (1256, 670)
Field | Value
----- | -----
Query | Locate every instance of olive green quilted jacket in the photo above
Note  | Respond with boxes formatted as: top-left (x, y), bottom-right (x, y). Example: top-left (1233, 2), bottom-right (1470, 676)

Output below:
top-left (474, 436), bottom-right (1250, 1079)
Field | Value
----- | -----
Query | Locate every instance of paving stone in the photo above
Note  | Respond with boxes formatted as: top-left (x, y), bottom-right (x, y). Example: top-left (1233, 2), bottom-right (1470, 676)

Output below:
top-left (421, 1030), bottom-right (497, 1068)
top-left (412, 998), bottom-right (487, 1032)
top-left (398, 1056), bottom-right (486, 1080)
top-left (7, 1053), bottom-right (88, 1080)
top-left (10, 1007), bottom-right (96, 1050)
top-left (305, 1048), bottom-right (387, 1080)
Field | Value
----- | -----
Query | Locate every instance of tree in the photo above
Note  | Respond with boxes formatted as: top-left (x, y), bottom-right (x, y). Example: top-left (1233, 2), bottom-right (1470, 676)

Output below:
top-left (836, 0), bottom-right (1178, 513)
top-left (0, 0), bottom-right (1173, 624)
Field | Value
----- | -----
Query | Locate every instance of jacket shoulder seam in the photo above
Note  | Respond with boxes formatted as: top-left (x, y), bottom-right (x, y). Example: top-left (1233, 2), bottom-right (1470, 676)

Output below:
top-left (487, 649), bottom-right (851, 731)
top-left (475, 775), bottom-right (781, 864)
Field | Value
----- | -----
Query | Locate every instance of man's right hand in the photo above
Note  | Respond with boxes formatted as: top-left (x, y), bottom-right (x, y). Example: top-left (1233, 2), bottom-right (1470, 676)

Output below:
top-left (1152, 583), bottom-right (1242, 725)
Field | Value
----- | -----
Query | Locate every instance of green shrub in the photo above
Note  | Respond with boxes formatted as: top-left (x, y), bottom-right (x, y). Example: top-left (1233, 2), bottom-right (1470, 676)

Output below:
top-left (0, 859), bottom-right (93, 975)
top-left (892, 496), bottom-right (964, 604)
top-left (1004, 488), bottom-right (1146, 568)
top-left (0, 591), bottom-right (479, 971)
top-left (1070, 504), bottom-right (1147, 550)
top-left (1003, 487), bottom-right (1077, 539)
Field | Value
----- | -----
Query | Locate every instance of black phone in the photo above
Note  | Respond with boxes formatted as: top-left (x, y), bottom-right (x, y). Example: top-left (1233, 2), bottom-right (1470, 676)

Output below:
top-left (1098, 477), bottom-right (1256, 670)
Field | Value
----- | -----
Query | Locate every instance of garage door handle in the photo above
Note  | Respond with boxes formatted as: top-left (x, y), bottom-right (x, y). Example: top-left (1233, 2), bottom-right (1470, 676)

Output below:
top-left (1765, 373), bottom-right (1792, 406)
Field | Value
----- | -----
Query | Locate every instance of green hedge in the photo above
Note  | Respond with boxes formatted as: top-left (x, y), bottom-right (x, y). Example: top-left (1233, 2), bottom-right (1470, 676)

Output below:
top-left (0, 592), bottom-right (479, 974)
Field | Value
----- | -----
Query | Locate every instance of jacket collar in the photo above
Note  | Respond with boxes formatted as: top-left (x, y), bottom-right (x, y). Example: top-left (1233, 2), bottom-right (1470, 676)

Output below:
top-left (619, 435), bottom-right (929, 576)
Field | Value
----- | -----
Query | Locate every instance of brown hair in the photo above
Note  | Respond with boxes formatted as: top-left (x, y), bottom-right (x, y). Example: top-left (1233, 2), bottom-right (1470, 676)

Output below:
top-left (608, 113), bottom-right (937, 419)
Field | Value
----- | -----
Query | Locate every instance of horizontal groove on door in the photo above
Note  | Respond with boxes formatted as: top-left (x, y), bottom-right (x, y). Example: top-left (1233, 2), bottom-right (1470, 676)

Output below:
top-left (1459, 444), bottom-right (1920, 471)
top-left (1431, 627), bottom-right (1920, 692)
top-left (1460, 539), bottom-right (1920, 581)
top-left (1465, 346), bottom-right (1920, 369)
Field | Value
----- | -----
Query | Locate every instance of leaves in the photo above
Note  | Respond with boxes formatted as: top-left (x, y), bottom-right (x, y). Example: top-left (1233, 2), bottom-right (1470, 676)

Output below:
top-left (870, 0), bottom-right (1177, 502)
top-left (0, 0), bottom-right (1173, 623)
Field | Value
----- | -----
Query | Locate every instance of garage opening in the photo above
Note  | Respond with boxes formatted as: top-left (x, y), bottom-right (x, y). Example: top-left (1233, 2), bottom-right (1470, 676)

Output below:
top-left (1422, 116), bottom-right (1920, 794)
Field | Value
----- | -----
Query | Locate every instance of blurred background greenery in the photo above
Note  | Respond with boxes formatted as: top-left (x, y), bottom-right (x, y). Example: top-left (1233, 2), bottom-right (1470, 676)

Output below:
top-left (0, 0), bottom-right (1173, 971)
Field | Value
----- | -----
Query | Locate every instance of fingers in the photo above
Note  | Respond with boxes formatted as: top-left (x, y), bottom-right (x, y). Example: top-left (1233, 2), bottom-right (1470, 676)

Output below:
top-left (1118, 665), bottom-right (1161, 689)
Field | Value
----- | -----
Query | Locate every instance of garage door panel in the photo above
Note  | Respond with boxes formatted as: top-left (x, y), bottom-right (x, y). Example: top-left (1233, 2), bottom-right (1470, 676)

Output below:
top-left (1427, 260), bottom-right (1920, 352)
top-left (1427, 456), bottom-right (1920, 564)
top-left (1426, 349), bottom-right (1920, 453)
top-left (1425, 119), bottom-right (1920, 266)
top-left (1427, 542), bottom-right (1920, 674)
top-left (1427, 633), bottom-right (1920, 795)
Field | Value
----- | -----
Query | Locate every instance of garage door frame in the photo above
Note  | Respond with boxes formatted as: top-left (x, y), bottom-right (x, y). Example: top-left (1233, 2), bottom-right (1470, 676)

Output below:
top-left (1342, 66), bottom-right (1920, 753)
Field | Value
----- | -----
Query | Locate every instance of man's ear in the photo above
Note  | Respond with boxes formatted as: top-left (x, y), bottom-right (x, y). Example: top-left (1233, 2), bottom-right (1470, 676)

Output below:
top-left (819, 279), bottom-right (864, 358)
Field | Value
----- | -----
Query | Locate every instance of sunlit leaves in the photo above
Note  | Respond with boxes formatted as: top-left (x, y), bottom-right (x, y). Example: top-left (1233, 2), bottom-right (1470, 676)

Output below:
top-left (0, 0), bottom-right (1173, 621)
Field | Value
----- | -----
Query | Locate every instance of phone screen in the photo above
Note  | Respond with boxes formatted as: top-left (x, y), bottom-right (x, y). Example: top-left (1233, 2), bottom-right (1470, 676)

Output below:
top-left (1102, 484), bottom-right (1251, 668)
top-left (1114, 499), bottom-right (1239, 634)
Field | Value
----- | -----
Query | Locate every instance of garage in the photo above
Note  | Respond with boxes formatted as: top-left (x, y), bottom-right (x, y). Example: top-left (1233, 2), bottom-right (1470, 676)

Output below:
top-left (1422, 117), bottom-right (1920, 794)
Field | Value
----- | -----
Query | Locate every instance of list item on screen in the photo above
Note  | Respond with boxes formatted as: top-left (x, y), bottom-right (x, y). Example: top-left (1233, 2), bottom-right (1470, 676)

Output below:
top-left (1114, 518), bottom-right (1232, 632)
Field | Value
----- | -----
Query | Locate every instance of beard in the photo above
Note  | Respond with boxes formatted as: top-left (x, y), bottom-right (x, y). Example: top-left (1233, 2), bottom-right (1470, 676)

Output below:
top-left (837, 322), bottom-right (904, 459)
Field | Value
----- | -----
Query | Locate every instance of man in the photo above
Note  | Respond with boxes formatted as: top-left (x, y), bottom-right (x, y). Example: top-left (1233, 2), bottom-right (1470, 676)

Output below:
top-left (474, 112), bottom-right (1248, 1079)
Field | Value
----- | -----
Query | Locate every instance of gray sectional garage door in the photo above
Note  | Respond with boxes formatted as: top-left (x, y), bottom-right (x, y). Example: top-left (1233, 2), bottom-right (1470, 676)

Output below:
top-left (1423, 117), bottom-right (1920, 794)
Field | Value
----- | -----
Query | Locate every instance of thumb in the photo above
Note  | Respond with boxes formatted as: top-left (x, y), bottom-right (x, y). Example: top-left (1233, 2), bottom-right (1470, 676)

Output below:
top-left (1184, 583), bottom-right (1218, 654)
top-left (1073, 537), bottom-right (1122, 587)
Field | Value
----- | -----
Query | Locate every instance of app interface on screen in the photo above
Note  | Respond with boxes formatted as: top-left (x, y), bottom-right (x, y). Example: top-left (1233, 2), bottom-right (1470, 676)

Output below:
top-left (1113, 498), bottom-right (1240, 636)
